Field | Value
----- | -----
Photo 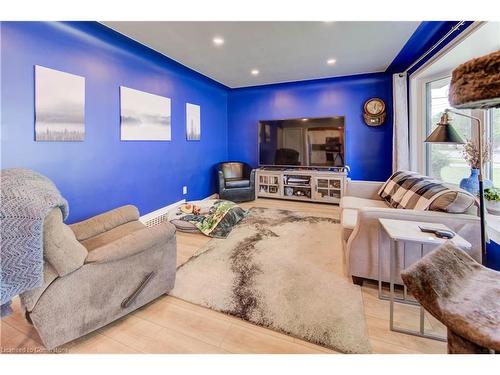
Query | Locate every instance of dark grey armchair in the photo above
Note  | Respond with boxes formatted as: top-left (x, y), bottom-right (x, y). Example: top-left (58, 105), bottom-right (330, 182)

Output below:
top-left (216, 162), bottom-right (255, 202)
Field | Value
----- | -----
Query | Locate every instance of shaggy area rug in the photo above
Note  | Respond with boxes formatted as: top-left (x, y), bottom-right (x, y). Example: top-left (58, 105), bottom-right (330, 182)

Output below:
top-left (171, 207), bottom-right (371, 353)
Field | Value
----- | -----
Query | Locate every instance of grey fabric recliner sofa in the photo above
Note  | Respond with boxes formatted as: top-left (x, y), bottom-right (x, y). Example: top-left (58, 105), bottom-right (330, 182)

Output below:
top-left (20, 205), bottom-right (177, 350)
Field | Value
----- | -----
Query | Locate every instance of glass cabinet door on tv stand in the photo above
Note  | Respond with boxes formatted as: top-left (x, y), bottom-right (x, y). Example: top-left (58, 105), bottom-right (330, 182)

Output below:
top-left (258, 173), bottom-right (281, 197)
top-left (312, 175), bottom-right (343, 203)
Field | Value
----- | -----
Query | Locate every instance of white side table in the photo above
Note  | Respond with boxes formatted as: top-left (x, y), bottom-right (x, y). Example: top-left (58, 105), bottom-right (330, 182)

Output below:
top-left (378, 218), bottom-right (471, 341)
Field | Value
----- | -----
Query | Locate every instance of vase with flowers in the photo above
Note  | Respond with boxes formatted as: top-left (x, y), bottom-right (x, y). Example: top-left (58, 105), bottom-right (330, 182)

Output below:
top-left (460, 139), bottom-right (493, 195)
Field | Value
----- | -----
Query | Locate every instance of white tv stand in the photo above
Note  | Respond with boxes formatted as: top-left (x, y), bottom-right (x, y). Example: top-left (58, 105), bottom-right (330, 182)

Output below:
top-left (255, 167), bottom-right (348, 204)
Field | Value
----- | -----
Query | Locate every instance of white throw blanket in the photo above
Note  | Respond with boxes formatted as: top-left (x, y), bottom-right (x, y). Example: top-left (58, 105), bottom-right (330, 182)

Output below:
top-left (0, 168), bottom-right (68, 316)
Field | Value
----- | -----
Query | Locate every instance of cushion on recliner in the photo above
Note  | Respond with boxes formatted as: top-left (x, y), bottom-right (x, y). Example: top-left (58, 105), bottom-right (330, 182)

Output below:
top-left (225, 179), bottom-right (250, 188)
top-left (43, 208), bottom-right (88, 277)
top-left (70, 205), bottom-right (140, 241)
top-left (221, 163), bottom-right (244, 179)
top-left (81, 220), bottom-right (146, 252)
top-left (85, 222), bottom-right (176, 263)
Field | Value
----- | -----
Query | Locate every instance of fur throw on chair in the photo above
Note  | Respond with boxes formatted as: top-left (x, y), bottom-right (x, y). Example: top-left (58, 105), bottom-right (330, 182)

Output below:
top-left (401, 242), bottom-right (500, 353)
top-left (449, 50), bottom-right (500, 109)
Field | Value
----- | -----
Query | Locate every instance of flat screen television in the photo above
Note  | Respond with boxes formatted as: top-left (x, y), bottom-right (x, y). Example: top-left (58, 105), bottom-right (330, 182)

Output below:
top-left (258, 116), bottom-right (345, 167)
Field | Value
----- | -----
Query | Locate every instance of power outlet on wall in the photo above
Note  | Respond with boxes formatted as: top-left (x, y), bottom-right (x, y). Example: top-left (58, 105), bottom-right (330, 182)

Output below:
top-left (183, 186), bottom-right (188, 195)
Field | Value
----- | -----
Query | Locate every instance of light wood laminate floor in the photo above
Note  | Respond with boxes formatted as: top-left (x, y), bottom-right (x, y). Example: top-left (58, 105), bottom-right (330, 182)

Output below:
top-left (0, 198), bottom-right (447, 354)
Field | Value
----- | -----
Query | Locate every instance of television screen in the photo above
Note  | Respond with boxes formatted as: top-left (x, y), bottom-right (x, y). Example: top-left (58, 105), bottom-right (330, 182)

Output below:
top-left (258, 116), bottom-right (345, 167)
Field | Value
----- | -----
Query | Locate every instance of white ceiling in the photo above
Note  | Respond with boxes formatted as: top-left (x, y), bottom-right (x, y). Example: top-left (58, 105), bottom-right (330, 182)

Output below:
top-left (102, 21), bottom-right (420, 88)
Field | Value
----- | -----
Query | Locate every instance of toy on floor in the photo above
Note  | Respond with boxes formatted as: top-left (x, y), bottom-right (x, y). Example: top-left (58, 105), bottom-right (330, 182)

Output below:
top-left (180, 203), bottom-right (201, 215)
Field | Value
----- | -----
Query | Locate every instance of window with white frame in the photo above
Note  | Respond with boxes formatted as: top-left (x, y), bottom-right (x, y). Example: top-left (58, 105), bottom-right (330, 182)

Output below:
top-left (424, 78), bottom-right (500, 187)
top-left (425, 77), bottom-right (472, 184)
top-left (410, 22), bottom-right (499, 184)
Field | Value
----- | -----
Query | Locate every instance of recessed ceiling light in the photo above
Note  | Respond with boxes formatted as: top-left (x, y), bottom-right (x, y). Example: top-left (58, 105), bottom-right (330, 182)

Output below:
top-left (327, 59), bottom-right (337, 65)
top-left (251, 69), bottom-right (259, 76)
top-left (213, 37), bottom-right (224, 46)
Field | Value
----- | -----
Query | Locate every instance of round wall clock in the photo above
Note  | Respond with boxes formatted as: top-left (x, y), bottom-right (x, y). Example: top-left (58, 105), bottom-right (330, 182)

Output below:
top-left (363, 98), bottom-right (386, 126)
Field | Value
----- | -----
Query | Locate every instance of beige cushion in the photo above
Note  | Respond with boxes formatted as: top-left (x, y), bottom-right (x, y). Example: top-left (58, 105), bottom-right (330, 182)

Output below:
top-left (81, 220), bottom-right (146, 252)
top-left (341, 196), bottom-right (388, 210)
top-left (43, 208), bottom-right (88, 277)
top-left (85, 222), bottom-right (176, 263)
top-left (429, 191), bottom-right (477, 214)
top-left (70, 205), bottom-right (140, 241)
top-left (341, 208), bottom-right (358, 241)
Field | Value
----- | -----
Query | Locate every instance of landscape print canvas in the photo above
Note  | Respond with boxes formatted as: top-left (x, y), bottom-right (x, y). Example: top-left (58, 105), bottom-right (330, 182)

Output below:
top-left (186, 103), bottom-right (201, 141)
top-left (35, 66), bottom-right (85, 141)
top-left (120, 86), bottom-right (171, 141)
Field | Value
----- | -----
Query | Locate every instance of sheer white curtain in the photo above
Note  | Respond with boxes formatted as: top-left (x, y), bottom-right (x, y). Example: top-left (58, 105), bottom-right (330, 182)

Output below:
top-left (392, 73), bottom-right (410, 171)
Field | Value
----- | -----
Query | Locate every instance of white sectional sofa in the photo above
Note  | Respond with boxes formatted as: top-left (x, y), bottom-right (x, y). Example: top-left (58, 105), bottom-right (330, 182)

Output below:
top-left (340, 180), bottom-right (481, 285)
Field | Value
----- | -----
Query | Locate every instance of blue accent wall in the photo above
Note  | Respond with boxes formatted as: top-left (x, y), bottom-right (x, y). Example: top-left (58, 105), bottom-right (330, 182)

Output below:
top-left (387, 21), bottom-right (474, 74)
top-left (227, 73), bottom-right (394, 181)
top-left (1, 21), bottom-right (229, 223)
top-left (487, 241), bottom-right (500, 271)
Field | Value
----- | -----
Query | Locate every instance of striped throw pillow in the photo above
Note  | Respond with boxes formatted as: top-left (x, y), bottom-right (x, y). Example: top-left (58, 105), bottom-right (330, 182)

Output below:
top-left (378, 170), bottom-right (476, 212)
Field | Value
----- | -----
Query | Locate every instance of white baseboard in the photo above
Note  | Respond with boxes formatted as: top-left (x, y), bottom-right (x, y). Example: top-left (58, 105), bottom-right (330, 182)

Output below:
top-left (139, 199), bottom-right (185, 226)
